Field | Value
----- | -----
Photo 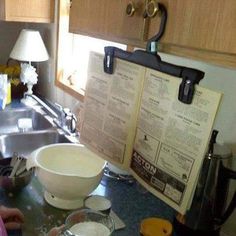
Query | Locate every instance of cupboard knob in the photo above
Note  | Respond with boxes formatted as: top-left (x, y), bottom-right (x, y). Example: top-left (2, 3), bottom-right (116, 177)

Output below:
top-left (126, 2), bottom-right (136, 17)
top-left (145, 0), bottom-right (159, 18)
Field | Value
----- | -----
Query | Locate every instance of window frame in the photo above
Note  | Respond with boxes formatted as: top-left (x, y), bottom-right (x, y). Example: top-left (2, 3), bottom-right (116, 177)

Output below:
top-left (55, 0), bottom-right (132, 102)
top-left (56, 0), bottom-right (85, 102)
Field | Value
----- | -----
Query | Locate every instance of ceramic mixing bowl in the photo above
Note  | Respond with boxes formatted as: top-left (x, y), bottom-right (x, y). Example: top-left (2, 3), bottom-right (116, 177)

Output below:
top-left (26, 143), bottom-right (106, 209)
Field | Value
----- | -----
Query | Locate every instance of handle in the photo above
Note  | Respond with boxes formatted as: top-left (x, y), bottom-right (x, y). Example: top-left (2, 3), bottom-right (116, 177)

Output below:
top-left (207, 129), bottom-right (219, 159)
top-left (9, 156), bottom-right (23, 178)
top-left (215, 165), bottom-right (236, 225)
top-left (218, 191), bottom-right (236, 225)
top-left (54, 102), bottom-right (63, 111)
top-left (26, 149), bottom-right (39, 170)
top-left (145, 0), bottom-right (159, 18)
top-left (64, 110), bottom-right (77, 133)
top-left (145, 2), bottom-right (167, 53)
top-left (70, 114), bottom-right (77, 133)
top-left (126, 1), bottom-right (136, 17)
top-left (63, 108), bottom-right (71, 115)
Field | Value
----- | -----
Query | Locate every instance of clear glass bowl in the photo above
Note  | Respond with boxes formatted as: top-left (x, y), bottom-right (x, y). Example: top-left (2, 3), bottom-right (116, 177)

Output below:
top-left (64, 208), bottom-right (115, 236)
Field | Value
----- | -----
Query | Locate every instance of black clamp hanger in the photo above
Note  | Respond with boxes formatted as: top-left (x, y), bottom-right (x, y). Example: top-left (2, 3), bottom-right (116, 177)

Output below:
top-left (103, 3), bottom-right (204, 104)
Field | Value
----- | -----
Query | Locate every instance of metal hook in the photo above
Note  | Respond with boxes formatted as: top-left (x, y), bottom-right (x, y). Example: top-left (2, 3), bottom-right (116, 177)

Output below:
top-left (146, 3), bottom-right (167, 53)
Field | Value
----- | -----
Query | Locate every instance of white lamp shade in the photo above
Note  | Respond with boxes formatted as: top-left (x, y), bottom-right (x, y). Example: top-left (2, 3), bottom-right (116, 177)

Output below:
top-left (10, 29), bottom-right (49, 62)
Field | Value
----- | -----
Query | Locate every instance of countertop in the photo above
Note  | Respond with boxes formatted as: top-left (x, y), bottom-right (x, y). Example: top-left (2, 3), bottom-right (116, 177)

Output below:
top-left (1, 100), bottom-right (175, 235)
top-left (0, 175), bottom-right (175, 236)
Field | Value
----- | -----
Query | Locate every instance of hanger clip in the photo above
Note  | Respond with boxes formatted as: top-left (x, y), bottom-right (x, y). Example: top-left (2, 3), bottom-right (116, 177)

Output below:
top-left (178, 68), bottom-right (204, 104)
top-left (104, 47), bottom-right (115, 74)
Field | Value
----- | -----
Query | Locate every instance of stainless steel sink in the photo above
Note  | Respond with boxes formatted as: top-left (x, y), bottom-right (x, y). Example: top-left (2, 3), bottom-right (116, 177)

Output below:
top-left (0, 108), bottom-right (53, 134)
top-left (0, 130), bottom-right (71, 158)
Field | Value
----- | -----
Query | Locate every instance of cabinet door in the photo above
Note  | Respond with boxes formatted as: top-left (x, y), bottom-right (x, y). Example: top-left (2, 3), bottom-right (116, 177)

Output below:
top-left (148, 0), bottom-right (236, 68)
top-left (69, 0), bottom-right (148, 45)
top-left (0, 0), bottom-right (55, 23)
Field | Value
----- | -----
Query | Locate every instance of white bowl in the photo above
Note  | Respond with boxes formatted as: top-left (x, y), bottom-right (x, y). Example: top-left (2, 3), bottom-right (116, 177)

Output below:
top-left (26, 143), bottom-right (106, 209)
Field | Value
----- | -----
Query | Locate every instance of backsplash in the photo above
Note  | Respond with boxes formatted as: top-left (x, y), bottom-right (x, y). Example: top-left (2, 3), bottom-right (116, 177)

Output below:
top-left (158, 52), bottom-right (236, 236)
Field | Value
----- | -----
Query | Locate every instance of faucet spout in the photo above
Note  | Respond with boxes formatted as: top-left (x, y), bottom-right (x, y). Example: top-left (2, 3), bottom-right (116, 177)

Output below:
top-left (24, 94), bottom-right (59, 119)
top-left (24, 94), bottom-right (78, 136)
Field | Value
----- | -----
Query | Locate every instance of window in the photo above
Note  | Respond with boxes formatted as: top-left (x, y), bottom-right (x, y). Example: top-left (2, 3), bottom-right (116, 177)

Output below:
top-left (56, 0), bottom-right (126, 101)
top-left (68, 35), bottom-right (126, 90)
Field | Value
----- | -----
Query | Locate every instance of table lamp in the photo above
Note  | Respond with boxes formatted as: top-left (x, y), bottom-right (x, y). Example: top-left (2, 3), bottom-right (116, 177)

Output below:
top-left (10, 29), bottom-right (49, 105)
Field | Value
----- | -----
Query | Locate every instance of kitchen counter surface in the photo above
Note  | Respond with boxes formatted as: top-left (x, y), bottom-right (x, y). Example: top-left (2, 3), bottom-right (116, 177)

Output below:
top-left (1, 100), bottom-right (175, 235)
top-left (0, 175), bottom-right (175, 236)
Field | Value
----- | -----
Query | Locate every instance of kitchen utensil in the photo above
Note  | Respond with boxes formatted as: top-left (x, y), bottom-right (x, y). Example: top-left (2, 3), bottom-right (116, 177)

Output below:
top-left (0, 157), bottom-right (33, 192)
top-left (173, 130), bottom-right (236, 236)
top-left (9, 156), bottom-right (23, 178)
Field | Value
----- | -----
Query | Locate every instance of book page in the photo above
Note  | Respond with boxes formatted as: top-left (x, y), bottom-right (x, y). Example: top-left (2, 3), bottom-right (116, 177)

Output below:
top-left (80, 51), bottom-right (222, 214)
top-left (130, 69), bottom-right (222, 214)
top-left (80, 52), bottom-right (146, 170)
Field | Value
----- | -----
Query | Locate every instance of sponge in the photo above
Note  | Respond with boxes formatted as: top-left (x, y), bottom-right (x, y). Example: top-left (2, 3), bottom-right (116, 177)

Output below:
top-left (17, 118), bottom-right (33, 132)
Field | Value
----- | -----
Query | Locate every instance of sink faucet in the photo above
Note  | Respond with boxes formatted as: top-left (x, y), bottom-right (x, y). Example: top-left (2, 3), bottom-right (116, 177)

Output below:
top-left (54, 103), bottom-right (66, 126)
top-left (25, 94), bottom-right (58, 118)
top-left (25, 94), bottom-right (78, 136)
top-left (54, 103), bottom-right (78, 135)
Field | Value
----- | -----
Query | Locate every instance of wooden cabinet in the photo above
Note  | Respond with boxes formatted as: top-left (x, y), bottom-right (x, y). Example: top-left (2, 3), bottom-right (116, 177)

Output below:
top-left (148, 0), bottom-right (236, 68)
top-left (69, 0), bottom-right (149, 46)
top-left (0, 0), bottom-right (55, 23)
top-left (69, 0), bottom-right (236, 68)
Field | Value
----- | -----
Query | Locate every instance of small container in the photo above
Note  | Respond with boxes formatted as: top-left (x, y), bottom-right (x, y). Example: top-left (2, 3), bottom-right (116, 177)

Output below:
top-left (63, 208), bottom-right (114, 236)
top-left (17, 118), bottom-right (33, 132)
top-left (140, 218), bottom-right (173, 236)
top-left (84, 195), bottom-right (112, 215)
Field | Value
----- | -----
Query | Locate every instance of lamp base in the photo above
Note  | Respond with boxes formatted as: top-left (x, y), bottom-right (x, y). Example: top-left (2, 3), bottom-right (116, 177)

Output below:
top-left (21, 96), bottom-right (38, 106)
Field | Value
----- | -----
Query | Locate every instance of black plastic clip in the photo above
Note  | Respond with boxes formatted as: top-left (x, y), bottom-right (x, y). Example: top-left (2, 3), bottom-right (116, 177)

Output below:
top-left (104, 47), bottom-right (115, 74)
top-left (103, 47), bottom-right (205, 104)
top-left (178, 68), bottom-right (204, 104)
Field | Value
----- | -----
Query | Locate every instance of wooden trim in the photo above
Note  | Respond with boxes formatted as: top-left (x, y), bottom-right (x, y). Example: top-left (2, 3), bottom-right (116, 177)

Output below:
top-left (0, 0), bottom-right (54, 23)
top-left (50, 0), bottom-right (55, 23)
top-left (158, 43), bottom-right (236, 69)
top-left (0, 0), bottom-right (6, 19)
top-left (55, 79), bottom-right (85, 102)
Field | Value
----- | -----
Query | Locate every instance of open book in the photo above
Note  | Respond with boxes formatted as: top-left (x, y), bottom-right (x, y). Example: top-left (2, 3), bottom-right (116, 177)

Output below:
top-left (80, 51), bottom-right (222, 214)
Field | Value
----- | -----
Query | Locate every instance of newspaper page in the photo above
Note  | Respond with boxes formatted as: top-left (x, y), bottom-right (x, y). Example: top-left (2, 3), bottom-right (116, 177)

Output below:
top-left (80, 52), bottom-right (146, 170)
top-left (130, 69), bottom-right (222, 214)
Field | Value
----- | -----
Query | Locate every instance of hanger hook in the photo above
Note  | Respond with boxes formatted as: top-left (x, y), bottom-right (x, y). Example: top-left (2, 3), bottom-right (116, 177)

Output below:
top-left (146, 3), bottom-right (167, 53)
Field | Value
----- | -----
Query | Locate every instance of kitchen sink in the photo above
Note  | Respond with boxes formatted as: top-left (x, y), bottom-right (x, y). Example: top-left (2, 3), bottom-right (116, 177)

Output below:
top-left (0, 108), bottom-right (53, 134)
top-left (0, 130), bottom-right (71, 158)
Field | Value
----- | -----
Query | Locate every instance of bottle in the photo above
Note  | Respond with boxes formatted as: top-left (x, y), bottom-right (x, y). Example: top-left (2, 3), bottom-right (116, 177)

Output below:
top-left (6, 80), bottom-right (11, 105)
